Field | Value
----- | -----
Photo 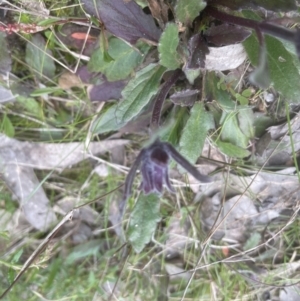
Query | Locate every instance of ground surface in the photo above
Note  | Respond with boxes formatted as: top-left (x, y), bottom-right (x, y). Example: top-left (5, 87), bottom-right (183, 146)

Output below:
top-left (1, 1), bottom-right (300, 300)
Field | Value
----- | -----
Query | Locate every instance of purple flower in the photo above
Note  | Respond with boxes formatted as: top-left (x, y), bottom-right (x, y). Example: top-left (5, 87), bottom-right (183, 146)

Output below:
top-left (119, 139), bottom-right (211, 216)
top-left (140, 143), bottom-right (175, 194)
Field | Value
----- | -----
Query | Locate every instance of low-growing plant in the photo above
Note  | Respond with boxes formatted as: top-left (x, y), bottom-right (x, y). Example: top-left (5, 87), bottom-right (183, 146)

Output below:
top-left (1, 0), bottom-right (300, 300)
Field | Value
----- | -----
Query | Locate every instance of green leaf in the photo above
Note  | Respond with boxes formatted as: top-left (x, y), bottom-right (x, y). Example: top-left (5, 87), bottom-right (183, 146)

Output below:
top-left (215, 140), bottom-right (251, 158)
top-left (91, 103), bottom-right (125, 134)
top-left (243, 232), bottom-right (261, 251)
top-left (103, 50), bottom-right (114, 63)
top-left (25, 34), bottom-right (56, 80)
top-left (1, 114), bottom-right (15, 137)
top-left (66, 240), bottom-right (102, 265)
top-left (11, 249), bottom-right (23, 264)
top-left (117, 64), bottom-right (166, 123)
top-left (179, 103), bottom-right (214, 164)
top-left (31, 87), bottom-right (63, 96)
top-left (205, 72), bottom-right (235, 110)
top-left (134, 0), bottom-right (148, 8)
top-left (243, 34), bottom-right (300, 103)
top-left (37, 18), bottom-right (59, 27)
top-left (183, 68), bottom-right (201, 85)
top-left (249, 42), bottom-right (270, 89)
top-left (253, 115), bottom-right (274, 137)
top-left (8, 268), bottom-right (15, 284)
top-left (241, 89), bottom-right (252, 98)
top-left (17, 96), bottom-right (43, 119)
top-left (158, 23), bottom-right (181, 70)
top-left (175, 0), bottom-right (207, 26)
top-left (99, 30), bottom-right (114, 62)
top-left (220, 111), bottom-right (249, 148)
top-left (88, 37), bottom-right (145, 81)
top-left (235, 93), bottom-right (248, 105)
top-left (279, 40), bottom-right (300, 73)
top-left (8, 248), bottom-right (24, 282)
top-left (92, 64), bottom-right (165, 133)
top-left (128, 193), bottom-right (161, 253)
top-left (160, 107), bottom-right (189, 145)
top-left (90, 16), bottom-right (101, 27)
top-left (237, 107), bottom-right (255, 139)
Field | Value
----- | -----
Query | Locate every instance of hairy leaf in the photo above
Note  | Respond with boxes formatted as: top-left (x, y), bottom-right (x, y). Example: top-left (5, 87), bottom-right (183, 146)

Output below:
top-left (117, 64), bottom-right (166, 123)
top-left (249, 41), bottom-right (270, 89)
top-left (183, 68), bottom-right (201, 85)
top-left (76, 65), bottom-right (127, 101)
top-left (170, 89), bottom-right (199, 107)
top-left (179, 103), bottom-right (214, 164)
top-left (244, 34), bottom-right (300, 103)
top-left (25, 34), bottom-right (55, 80)
top-left (187, 34), bottom-right (209, 69)
top-left (158, 23), bottom-right (181, 70)
top-left (184, 34), bottom-right (209, 84)
top-left (88, 79), bottom-right (127, 102)
top-left (216, 140), bottom-right (251, 158)
top-left (160, 107), bottom-right (189, 145)
top-left (92, 104), bottom-right (125, 134)
top-left (128, 193), bottom-right (161, 253)
top-left (280, 40), bottom-right (300, 73)
top-left (80, 0), bottom-right (161, 44)
top-left (76, 65), bottom-right (99, 84)
top-left (220, 111), bottom-right (249, 148)
top-left (204, 24), bottom-right (251, 46)
top-left (237, 108), bottom-right (255, 139)
top-left (207, 0), bottom-right (296, 12)
top-left (175, 0), bottom-right (206, 26)
top-left (88, 37), bottom-right (144, 81)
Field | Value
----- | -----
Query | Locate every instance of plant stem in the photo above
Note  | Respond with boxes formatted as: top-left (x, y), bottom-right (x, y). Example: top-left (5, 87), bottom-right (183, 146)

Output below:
top-left (206, 6), bottom-right (296, 44)
top-left (151, 69), bottom-right (183, 129)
